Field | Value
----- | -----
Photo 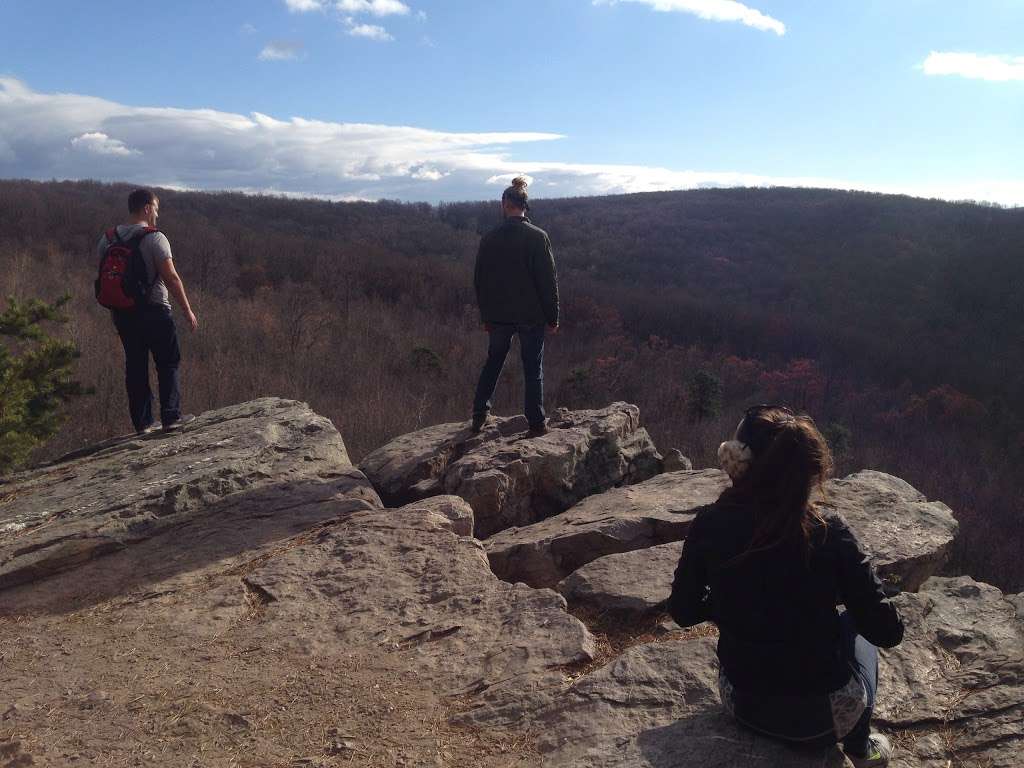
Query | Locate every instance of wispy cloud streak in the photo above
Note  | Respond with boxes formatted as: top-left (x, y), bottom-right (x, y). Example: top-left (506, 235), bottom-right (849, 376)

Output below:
top-left (594, 0), bottom-right (785, 35)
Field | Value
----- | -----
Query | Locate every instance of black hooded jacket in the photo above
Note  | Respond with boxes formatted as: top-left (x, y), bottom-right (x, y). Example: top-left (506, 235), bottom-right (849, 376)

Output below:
top-left (474, 216), bottom-right (559, 327)
top-left (668, 499), bottom-right (904, 695)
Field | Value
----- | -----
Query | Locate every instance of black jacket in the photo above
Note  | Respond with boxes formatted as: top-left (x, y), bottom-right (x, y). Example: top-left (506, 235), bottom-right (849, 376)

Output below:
top-left (474, 216), bottom-right (559, 327)
top-left (669, 499), bottom-right (904, 695)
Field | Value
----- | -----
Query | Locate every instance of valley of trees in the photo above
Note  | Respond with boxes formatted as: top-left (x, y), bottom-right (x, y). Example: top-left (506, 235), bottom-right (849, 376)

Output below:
top-left (0, 179), bottom-right (1020, 590)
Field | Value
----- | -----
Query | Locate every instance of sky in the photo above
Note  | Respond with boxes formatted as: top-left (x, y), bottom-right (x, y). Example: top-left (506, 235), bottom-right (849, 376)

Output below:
top-left (0, 0), bottom-right (1022, 205)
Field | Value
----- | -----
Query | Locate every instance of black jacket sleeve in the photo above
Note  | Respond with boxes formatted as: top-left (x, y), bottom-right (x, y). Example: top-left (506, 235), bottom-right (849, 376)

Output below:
top-left (530, 233), bottom-right (559, 327)
top-left (833, 517), bottom-right (904, 648)
top-left (474, 238), bottom-right (485, 322)
top-left (668, 513), bottom-right (711, 627)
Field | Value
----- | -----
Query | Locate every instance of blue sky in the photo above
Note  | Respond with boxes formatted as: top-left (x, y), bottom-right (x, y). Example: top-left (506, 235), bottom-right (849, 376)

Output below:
top-left (1, 0), bottom-right (1021, 204)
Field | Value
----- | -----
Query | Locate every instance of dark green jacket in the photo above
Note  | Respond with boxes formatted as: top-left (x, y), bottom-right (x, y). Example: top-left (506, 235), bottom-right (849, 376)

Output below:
top-left (474, 216), bottom-right (559, 326)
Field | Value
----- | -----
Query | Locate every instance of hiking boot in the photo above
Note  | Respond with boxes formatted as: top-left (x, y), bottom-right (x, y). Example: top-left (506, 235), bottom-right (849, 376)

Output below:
top-left (470, 413), bottom-right (489, 434)
top-left (136, 422), bottom-right (161, 436)
top-left (162, 414), bottom-right (196, 433)
top-left (846, 733), bottom-right (892, 768)
top-left (526, 422), bottom-right (548, 438)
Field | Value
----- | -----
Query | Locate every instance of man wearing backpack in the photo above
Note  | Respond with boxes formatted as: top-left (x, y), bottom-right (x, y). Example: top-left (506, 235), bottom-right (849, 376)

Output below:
top-left (97, 188), bottom-right (198, 434)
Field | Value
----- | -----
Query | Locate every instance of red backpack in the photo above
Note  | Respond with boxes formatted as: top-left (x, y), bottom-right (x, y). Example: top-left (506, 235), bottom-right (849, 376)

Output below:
top-left (95, 227), bottom-right (158, 310)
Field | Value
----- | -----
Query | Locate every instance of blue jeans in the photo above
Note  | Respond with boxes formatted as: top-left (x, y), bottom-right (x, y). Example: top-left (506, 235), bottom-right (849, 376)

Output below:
top-left (839, 611), bottom-right (878, 755)
top-left (472, 323), bottom-right (546, 427)
top-left (113, 305), bottom-right (181, 431)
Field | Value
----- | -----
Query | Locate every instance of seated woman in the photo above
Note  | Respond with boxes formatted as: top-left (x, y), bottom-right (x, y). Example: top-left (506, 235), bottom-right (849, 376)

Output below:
top-left (668, 405), bottom-right (903, 768)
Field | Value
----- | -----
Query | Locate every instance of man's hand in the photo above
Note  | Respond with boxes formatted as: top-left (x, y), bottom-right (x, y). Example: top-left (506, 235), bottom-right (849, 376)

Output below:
top-left (186, 310), bottom-right (198, 332)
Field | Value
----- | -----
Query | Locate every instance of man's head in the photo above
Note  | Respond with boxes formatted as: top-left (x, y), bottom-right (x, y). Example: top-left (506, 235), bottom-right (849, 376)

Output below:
top-left (500, 176), bottom-right (530, 217)
top-left (128, 188), bottom-right (160, 227)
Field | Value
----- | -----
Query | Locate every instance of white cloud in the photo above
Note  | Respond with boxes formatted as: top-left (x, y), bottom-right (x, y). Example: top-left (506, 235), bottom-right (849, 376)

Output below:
top-left (336, 0), bottom-right (410, 16)
top-left (240, 22), bottom-right (258, 34)
top-left (920, 51), bottom-right (1024, 82)
top-left (0, 78), bottom-right (1020, 206)
top-left (70, 132), bottom-right (140, 157)
top-left (285, 0), bottom-right (326, 11)
top-left (259, 40), bottom-right (305, 60)
top-left (594, 0), bottom-right (785, 35)
top-left (345, 21), bottom-right (394, 41)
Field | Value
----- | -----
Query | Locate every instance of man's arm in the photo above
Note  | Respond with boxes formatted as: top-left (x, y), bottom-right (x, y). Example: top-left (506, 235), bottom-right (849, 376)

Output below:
top-left (157, 258), bottom-right (198, 331)
top-left (531, 234), bottom-right (559, 328)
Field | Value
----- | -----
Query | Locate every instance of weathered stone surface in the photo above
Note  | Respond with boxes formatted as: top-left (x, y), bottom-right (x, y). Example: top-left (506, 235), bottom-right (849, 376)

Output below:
top-left (393, 495), bottom-right (475, 537)
top-left (359, 403), bottom-right (663, 538)
top-left (486, 470), bottom-right (729, 588)
top-left (661, 449), bottom-right (693, 472)
top-left (459, 575), bottom-right (1023, 767)
top-left (823, 471), bottom-right (959, 592)
top-left (0, 398), bottom-right (380, 591)
top-left (243, 503), bottom-right (595, 713)
top-left (878, 576), bottom-right (1024, 768)
top-left (489, 469), bottom-right (957, 593)
top-left (487, 637), bottom-right (848, 767)
top-left (558, 541), bottom-right (685, 619)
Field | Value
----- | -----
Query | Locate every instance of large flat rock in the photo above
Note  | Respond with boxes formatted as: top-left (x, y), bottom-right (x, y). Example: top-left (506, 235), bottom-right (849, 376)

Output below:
top-left (0, 398), bottom-right (380, 591)
top-left (243, 502), bottom-right (596, 716)
top-left (489, 469), bottom-right (957, 593)
top-left (359, 402), bottom-right (663, 538)
top-left (486, 469), bottom-right (729, 588)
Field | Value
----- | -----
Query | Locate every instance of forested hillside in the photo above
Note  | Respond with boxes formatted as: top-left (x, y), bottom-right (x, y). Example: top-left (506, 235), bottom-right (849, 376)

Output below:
top-left (1, 179), bottom-right (1020, 590)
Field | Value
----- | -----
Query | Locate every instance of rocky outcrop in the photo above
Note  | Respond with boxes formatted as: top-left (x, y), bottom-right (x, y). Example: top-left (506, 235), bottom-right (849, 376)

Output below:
top-left (358, 403), bottom-right (663, 538)
top-left (5, 399), bottom-right (1008, 768)
top-left (0, 398), bottom-right (380, 591)
top-left (488, 469), bottom-right (957, 593)
top-left (486, 469), bottom-right (729, 588)
top-left (242, 501), bottom-right (595, 715)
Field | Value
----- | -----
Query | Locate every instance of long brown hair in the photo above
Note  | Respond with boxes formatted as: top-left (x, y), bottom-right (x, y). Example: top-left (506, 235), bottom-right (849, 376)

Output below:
top-left (722, 405), bottom-right (834, 564)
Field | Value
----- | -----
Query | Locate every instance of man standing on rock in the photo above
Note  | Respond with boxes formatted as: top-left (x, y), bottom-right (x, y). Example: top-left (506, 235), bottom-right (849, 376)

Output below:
top-left (471, 177), bottom-right (559, 437)
top-left (98, 188), bottom-right (198, 434)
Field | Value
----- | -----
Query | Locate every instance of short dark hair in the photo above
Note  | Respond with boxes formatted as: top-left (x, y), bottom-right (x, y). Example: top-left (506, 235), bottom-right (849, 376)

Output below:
top-left (128, 188), bottom-right (158, 214)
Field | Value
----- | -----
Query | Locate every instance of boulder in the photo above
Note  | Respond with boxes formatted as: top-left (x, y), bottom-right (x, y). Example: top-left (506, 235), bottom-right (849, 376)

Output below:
top-left (486, 469), bottom-right (729, 588)
top-left (823, 471), bottom-right (958, 592)
top-left (243, 502), bottom-right (595, 713)
top-left (358, 403), bottom-right (663, 538)
top-left (558, 541), bottom-right (685, 619)
top-left (488, 469), bottom-right (957, 593)
top-left (0, 398), bottom-right (380, 591)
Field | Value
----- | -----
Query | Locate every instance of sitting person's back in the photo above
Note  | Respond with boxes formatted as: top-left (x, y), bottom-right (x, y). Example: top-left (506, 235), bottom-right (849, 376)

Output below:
top-left (668, 406), bottom-right (903, 768)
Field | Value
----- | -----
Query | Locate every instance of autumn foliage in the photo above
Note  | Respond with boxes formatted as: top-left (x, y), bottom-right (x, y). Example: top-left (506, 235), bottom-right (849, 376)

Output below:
top-left (0, 179), bottom-right (1020, 590)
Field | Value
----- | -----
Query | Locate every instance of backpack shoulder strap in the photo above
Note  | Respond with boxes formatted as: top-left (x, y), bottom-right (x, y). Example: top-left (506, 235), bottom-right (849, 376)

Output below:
top-left (105, 227), bottom-right (120, 244)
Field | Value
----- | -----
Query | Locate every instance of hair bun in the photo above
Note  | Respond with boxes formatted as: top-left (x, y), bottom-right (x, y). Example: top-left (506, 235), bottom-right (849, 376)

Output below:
top-left (511, 176), bottom-right (529, 192)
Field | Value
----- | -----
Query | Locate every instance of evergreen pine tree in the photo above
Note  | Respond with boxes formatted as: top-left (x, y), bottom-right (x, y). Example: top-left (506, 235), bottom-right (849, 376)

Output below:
top-left (0, 295), bottom-right (89, 473)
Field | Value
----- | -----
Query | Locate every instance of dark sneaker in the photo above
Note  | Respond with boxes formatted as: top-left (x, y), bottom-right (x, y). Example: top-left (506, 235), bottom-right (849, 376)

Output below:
top-left (136, 423), bottom-right (161, 436)
top-left (162, 414), bottom-right (196, 433)
top-left (847, 733), bottom-right (892, 768)
top-left (526, 422), bottom-right (548, 438)
top-left (470, 413), bottom-right (489, 434)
